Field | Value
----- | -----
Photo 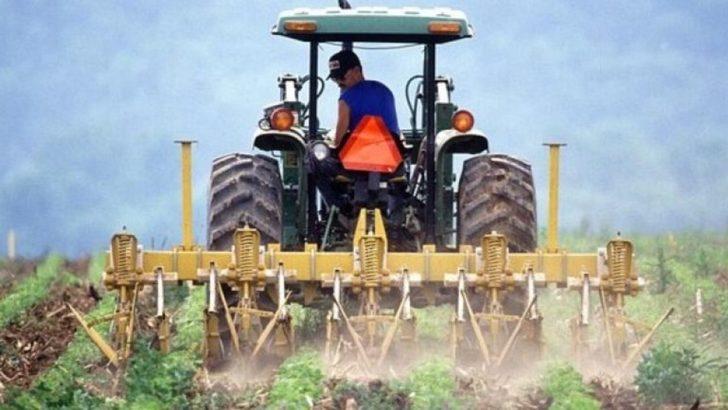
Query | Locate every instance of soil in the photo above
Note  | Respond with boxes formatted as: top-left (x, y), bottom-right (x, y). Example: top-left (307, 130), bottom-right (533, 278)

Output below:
top-left (0, 284), bottom-right (97, 388)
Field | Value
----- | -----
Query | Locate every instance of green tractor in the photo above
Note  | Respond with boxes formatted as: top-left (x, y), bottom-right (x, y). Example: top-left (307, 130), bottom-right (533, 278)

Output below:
top-left (203, 3), bottom-right (542, 365)
top-left (206, 5), bottom-right (537, 256)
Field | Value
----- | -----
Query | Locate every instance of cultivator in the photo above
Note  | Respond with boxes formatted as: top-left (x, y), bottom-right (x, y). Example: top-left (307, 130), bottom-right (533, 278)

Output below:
top-left (68, 141), bottom-right (671, 372)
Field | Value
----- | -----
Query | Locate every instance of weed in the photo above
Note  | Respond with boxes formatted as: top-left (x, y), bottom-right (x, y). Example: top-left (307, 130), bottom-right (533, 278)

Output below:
top-left (412, 305), bottom-right (451, 344)
top-left (124, 286), bottom-right (205, 409)
top-left (542, 362), bottom-right (599, 410)
top-left (267, 350), bottom-right (325, 409)
top-left (395, 358), bottom-right (458, 410)
top-left (635, 342), bottom-right (713, 405)
top-left (289, 303), bottom-right (325, 342)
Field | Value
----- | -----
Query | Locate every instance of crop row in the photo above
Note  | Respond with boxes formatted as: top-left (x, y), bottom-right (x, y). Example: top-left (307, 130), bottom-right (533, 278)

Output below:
top-left (0, 254), bottom-right (68, 329)
top-left (5, 254), bottom-right (113, 408)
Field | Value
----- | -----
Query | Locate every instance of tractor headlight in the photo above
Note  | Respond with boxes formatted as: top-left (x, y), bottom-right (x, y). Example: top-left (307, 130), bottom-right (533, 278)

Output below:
top-left (311, 141), bottom-right (330, 161)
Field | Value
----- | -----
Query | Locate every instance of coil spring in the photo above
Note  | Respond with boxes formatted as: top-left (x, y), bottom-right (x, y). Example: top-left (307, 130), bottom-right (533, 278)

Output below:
top-left (485, 238), bottom-right (506, 287)
top-left (361, 237), bottom-right (381, 286)
top-left (113, 235), bottom-right (135, 281)
top-left (235, 232), bottom-right (256, 279)
top-left (609, 241), bottom-right (629, 293)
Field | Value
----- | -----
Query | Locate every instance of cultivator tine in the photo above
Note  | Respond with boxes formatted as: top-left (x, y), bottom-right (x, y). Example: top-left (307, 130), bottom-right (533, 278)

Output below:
top-left (208, 264), bottom-right (218, 314)
top-left (325, 269), bottom-right (343, 360)
top-left (123, 283), bottom-right (140, 362)
top-left (399, 269), bottom-right (416, 343)
top-left (621, 307), bottom-right (674, 371)
top-left (570, 272), bottom-right (591, 362)
top-left (456, 269), bottom-right (466, 322)
top-left (205, 265), bottom-right (224, 363)
top-left (216, 279), bottom-right (241, 356)
top-left (204, 313), bottom-right (223, 363)
top-left (377, 291), bottom-right (410, 366)
top-left (599, 286), bottom-right (617, 366)
top-left (68, 303), bottom-right (119, 366)
top-left (460, 289), bottom-right (491, 365)
top-left (526, 267), bottom-right (540, 320)
top-left (155, 267), bottom-right (170, 354)
top-left (497, 295), bottom-right (537, 367)
top-left (276, 263), bottom-right (288, 317)
top-left (332, 269), bottom-right (342, 321)
top-left (157, 315), bottom-right (170, 354)
top-left (251, 291), bottom-right (292, 358)
top-left (580, 273), bottom-right (591, 326)
top-left (156, 268), bottom-right (165, 317)
top-left (331, 296), bottom-right (372, 371)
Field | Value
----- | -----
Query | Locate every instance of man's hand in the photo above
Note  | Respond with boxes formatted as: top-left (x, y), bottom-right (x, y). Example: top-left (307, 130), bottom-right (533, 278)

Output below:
top-left (334, 99), bottom-right (351, 148)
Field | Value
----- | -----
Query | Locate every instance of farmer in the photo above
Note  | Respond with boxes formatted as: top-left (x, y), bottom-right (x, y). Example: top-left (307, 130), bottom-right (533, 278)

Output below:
top-left (308, 49), bottom-right (401, 214)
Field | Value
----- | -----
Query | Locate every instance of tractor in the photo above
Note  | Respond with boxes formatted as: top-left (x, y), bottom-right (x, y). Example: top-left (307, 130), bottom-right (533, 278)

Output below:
top-left (71, 3), bottom-right (671, 375)
top-left (206, 4), bottom-right (538, 364)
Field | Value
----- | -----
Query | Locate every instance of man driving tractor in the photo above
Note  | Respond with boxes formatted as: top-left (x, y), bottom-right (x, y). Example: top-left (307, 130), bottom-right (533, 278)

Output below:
top-left (308, 49), bottom-right (403, 216)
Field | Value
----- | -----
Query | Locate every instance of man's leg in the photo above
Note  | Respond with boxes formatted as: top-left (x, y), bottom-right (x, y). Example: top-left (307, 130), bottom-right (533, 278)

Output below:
top-left (307, 151), bottom-right (348, 210)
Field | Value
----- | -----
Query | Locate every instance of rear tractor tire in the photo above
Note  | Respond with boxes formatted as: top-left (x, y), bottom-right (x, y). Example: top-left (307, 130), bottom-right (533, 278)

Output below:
top-left (207, 153), bottom-right (283, 251)
top-left (457, 153), bottom-right (537, 252)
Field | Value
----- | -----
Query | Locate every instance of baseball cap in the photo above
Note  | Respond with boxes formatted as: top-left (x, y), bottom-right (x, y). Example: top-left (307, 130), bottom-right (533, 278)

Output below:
top-left (327, 50), bottom-right (361, 80)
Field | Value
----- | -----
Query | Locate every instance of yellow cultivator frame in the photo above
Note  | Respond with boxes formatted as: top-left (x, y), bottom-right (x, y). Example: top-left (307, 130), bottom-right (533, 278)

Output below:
top-left (71, 141), bottom-right (671, 371)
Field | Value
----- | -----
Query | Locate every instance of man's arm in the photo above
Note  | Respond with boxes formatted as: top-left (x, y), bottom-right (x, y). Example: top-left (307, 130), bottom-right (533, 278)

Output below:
top-left (334, 99), bottom-right (350, 147)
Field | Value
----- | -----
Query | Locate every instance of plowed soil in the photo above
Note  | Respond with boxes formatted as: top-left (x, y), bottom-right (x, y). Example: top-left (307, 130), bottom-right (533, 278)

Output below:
top-left (0, 284), bottom-right (97, 388)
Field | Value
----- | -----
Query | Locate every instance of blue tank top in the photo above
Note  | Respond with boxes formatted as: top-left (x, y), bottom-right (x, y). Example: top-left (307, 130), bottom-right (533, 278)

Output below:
top-left (340, 80), bottom-right (400, 135)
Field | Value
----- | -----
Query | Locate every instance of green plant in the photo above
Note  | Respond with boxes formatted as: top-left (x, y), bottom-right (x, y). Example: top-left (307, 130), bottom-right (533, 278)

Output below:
top-left (288, 302), bottom-right (325, 342)
top-left (267, 350), bottom-right (325, 409)
top-left (542, 362), bottom-right (599, 410)
top-left (635, 343), bottom-right (713, 405)
top-left (412, 305), bottom-right (451, 344)
top-left (125, 346), bottom-right (199, 409)
top-left (0, 254), bottom-right (64, 328)
top-left (396, 358), bottom-right (458, 410)
top-left (124, 286), bottom-right (205, 409)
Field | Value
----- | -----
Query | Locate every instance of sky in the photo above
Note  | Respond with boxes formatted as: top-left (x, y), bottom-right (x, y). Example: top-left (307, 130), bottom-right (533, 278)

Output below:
top-left (1, 0), bottom-right (727, 256)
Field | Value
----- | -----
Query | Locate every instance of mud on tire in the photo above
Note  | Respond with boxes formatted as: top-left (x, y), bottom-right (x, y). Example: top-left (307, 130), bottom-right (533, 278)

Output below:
top-left (207, 153), bottom-right (283, 250)
top-left (457, 153), bottom-right (537, 253)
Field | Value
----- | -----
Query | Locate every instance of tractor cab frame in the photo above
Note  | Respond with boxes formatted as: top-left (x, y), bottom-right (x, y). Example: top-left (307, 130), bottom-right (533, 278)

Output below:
top-left (254, 7), bottom-right (489, 249)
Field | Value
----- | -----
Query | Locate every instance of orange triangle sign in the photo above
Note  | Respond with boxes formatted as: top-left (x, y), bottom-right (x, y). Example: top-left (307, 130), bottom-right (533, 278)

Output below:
top-left (339, 115), bottom-right (403, 173)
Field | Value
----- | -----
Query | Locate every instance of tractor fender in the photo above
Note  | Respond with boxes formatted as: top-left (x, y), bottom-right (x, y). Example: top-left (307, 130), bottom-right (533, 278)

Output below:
top-left (435, 128), bottom-right (489, 159)
top-left (253, 127), bottom-right (307, 153)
